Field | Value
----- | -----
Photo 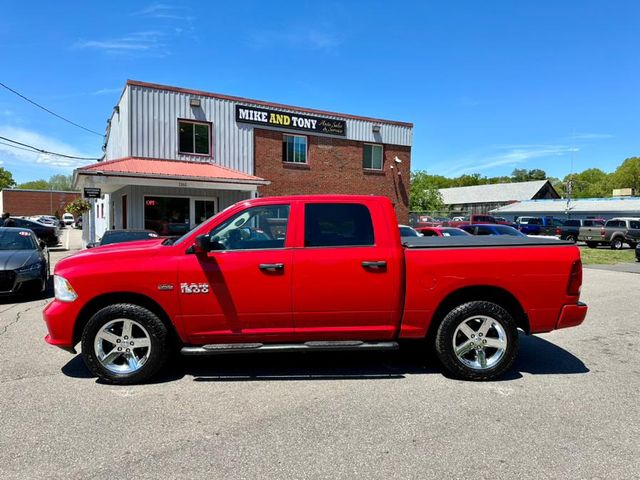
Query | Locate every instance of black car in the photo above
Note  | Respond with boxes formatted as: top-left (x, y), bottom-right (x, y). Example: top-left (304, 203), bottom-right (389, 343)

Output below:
top-left (87, 229), bottom-right (159, 248)
top-left (9, 217), bottom-right (59, 247)
top-left (461, 224), bottom-right (526, 237)
top-left (0, 228), bottom-right (49, 296)
top-left (636, 242), bottom-right (640, 262)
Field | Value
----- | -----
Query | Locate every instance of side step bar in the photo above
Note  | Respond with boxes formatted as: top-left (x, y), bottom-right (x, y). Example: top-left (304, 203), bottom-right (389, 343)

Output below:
top-left (181, 340), bottom-right (399, 356)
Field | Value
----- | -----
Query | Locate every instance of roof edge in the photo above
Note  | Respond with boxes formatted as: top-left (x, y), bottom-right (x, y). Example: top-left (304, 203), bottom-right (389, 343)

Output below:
top-left (126, 79), bottom-right (414, 128)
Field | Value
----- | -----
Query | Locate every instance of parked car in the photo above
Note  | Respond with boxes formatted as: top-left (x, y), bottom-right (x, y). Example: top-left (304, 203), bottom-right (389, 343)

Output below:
top-left (399, 225), bottom-right (422, 237)
top-left (636, 242), bottom-right (640, 262)
top-left (446, 214), bottom-right (498, 228)
top-left (32, 215), bottom-right (65, 229)
top-left (9, 217), bottom-right (59, 246)
top-left (0, 227), bottom-right (49, 296)
top-left (516, 217), bottom-right (566, 236)
top-left (87, 229), bottom-right (159, 248)
top-left (416, 226), bottom-right (470, 237)
top-left (494, 217), bottom-right (518, 228)
top-left (556, 218), bottom-right (605, 243)
top-left (461, 224), bottom-right (526, 237)
top-left (62, 213), bottom-right (75, 226)
top-left (578, 217), bottom-right (640, 249)
top-left (412, 215), bottom-right (443, 228)
top-left (44, 195), bottom-right (587, 385)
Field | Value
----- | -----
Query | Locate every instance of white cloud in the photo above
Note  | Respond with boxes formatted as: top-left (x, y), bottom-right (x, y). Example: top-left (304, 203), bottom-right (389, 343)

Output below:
top-left (0, 126), bottom-right (101, 169)
top-left (443, 144), bottom-right (579, 177)
top-left (92, 88), bottom-right (122, 96)
top-left (74, 31), bottom-right (167, 55)
top-left (251, 29), bottom-right (342, 51)
top-left (572, 132), bottom-right (614, 140)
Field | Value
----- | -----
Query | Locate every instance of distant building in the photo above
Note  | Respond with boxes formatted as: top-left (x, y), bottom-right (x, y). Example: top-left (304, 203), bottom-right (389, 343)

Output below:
top-left (438, 180), bottom-right (560, 214)
top-left (490, 197), bottom-right (640, 221)
top-left (0, 189), bottom-right (80, 217)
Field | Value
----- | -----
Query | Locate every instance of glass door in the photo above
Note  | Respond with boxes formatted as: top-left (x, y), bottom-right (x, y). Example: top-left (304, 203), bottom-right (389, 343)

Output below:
top-left (194, 199), bottom-right (217, 227)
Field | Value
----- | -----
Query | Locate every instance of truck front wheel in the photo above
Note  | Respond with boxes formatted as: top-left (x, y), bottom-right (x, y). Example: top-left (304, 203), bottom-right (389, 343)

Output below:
top-left (435, 301), bottom-right (518, 381)
top-left (81, 304), bottom-right (169, 384)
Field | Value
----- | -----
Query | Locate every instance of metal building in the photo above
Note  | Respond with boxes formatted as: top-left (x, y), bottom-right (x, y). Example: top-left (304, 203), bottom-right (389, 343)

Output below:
top-left (75, 80), bottom-right (413, 242)
top-left (490, 197), bottom-right (640, 221)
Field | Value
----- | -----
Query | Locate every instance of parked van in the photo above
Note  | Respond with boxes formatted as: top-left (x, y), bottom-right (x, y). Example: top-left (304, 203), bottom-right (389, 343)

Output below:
top-left (62, 213), bottom-right (74, 226)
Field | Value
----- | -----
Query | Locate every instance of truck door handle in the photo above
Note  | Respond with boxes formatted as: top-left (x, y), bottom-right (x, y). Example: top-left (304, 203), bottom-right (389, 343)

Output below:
top-left (362, 261), bottom-right (387, 269)
top-left (259, 263), bottom-right (284, 271)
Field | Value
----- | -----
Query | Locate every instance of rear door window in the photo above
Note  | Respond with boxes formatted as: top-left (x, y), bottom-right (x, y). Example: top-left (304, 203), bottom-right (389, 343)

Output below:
top-left (304, 204), bottom-right (374, 247)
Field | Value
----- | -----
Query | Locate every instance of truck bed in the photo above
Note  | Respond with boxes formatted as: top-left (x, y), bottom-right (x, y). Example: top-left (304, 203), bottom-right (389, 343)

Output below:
top-left (403, 236), bottom-right (571, 249)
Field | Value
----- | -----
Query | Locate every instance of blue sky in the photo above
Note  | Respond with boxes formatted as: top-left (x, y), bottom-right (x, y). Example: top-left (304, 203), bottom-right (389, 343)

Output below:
top-left (1, 1), bottom-right (638, 184)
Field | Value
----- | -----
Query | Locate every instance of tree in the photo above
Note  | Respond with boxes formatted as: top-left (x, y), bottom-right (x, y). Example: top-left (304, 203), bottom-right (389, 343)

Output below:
top-left (18, 179), bottom-right (49, 190)
top-left (0, 167), bottom-right (16, 190)
top-left (511, 168), bottom-right (547, 182)
top-left (565, 168), bottom-right (611, 198)
top-left (49, 174), bottom-right (74, 191)
top-left (410, 171), bottom-right (445, 212)
top-left (611, 157), bottom-right (640, 193)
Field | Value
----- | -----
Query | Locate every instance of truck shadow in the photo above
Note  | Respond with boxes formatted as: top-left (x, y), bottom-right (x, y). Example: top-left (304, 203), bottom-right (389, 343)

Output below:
top-left (61, 333), bottom-right (588, 384)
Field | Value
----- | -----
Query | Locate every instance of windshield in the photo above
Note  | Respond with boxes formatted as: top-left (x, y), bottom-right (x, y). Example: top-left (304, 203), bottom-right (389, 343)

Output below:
top-left (0, 230), bottom-right (38, 250)
top-left (399, 226), bottom-right (420, 237)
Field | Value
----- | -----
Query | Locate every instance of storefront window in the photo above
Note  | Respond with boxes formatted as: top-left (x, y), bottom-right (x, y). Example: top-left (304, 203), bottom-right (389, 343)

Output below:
top-left (363, 144), bottom-right (383, 170)
top-left (144, 197), bottom-right (190, 235)
top-left (179, 120), bottom-right (210, 155)
top-left (283, 134), bottom-right (307, 163)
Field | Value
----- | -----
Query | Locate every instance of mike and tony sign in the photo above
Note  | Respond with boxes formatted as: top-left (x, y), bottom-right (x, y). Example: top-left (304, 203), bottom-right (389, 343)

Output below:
top-left (236, 105), bottom-right (346, 136)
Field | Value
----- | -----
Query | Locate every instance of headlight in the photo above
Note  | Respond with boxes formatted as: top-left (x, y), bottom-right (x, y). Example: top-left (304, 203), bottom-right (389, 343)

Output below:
top-left (54, 275), bottom-right (78, 302)
top-left (17, 262), bottom-right (42, 273)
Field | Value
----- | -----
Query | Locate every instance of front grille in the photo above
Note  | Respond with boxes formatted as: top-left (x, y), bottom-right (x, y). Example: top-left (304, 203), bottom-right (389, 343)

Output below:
top-left (0, 271), bottom-right (16, 292)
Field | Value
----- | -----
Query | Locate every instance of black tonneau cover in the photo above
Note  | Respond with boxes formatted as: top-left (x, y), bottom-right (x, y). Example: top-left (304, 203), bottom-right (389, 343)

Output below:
top-left (403, 236), bottom-right (573, 249)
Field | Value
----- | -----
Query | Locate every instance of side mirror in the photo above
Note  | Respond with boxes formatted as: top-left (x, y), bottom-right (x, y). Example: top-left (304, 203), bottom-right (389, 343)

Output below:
top-left (194, 234), bottom-right (211, 253)
top-left (86, 242), bottom-right (98, 249)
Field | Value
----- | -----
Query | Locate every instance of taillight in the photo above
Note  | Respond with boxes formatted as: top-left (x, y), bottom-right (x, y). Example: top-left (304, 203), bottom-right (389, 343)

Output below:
top-left (555, 227), bottom-right (561, 235)
top-left (600, 227), bottom-right (606, 237)
top-left (567, 259), bottom-right (583, 296)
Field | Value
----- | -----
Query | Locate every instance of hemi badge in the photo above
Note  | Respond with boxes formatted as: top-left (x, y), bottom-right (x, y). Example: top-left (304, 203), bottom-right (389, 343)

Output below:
top-left (157, 284), bottom-right (174, 291)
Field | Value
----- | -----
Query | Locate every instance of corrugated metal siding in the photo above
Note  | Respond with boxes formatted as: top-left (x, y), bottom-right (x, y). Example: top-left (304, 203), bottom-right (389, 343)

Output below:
top-left (117, 185), bottom-right (249, 230)
top-left (129, 86), bottom-right (255, 174)
top-left (127, 85), bottom-right (412, 174)
top-left (105, 89), bottom-right (129, 160)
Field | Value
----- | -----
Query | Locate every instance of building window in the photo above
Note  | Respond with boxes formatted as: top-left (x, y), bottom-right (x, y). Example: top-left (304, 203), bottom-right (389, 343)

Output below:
top-left (363, 144), bottom-right (383, 170)
top-left (283, 135), bottom-right (307, 164)
top-left (179, 120), bottom-right (210, 155)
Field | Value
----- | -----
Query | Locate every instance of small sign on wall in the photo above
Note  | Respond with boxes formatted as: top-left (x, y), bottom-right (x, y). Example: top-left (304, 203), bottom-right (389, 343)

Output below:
top-left (83, 187), bottom-right (101, 199)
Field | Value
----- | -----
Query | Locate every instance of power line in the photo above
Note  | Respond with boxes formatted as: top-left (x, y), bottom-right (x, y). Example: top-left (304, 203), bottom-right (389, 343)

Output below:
top-left (0, 135), bottom-right (102, 161)
top-left (0, 81), bottom-right (104, 137)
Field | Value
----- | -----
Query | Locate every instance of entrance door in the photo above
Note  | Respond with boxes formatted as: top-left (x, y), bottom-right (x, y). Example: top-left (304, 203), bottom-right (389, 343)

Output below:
top-left (177, 204), bottom-right (294, 344)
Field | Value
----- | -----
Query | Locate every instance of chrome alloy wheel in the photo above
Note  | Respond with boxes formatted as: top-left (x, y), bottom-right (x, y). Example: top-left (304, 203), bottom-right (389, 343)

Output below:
top-left (93, 319), bottom-right (152, 374)
top-left (452, 315), bottom-right (507, 370)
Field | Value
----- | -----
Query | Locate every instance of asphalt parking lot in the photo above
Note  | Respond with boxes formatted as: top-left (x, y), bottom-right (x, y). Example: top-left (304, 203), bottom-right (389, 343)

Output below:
top-left (1, 239), bottom-right (639, 479)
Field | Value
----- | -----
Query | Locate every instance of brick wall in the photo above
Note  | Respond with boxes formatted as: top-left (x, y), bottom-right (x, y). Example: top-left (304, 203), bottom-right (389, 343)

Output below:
top-left (254, 129), bottom-right (411, 223)
top-left (0, 190), bottom-right (80, 217)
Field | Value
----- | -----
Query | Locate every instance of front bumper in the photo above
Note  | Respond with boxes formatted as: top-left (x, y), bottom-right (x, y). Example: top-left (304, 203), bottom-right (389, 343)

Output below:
top-left (43, 299), bottom-right (82, 351)
top-left (556, 302), bottom-right (588, 329)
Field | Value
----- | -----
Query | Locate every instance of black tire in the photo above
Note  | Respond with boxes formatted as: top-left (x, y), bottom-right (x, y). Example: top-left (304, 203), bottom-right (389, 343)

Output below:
top-left (435, 301), bottom-right (519, 381)
top-left (81, 304), bottom-right (169, 384)
top-left (586, 242), bottom-right (598, 249)
top-left (566, 235), bottom-right (576, 243)
top-left (610, 237), bottom-right (624, 250)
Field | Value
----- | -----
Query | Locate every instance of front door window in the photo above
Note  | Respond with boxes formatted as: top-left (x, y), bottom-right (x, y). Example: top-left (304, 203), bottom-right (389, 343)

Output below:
top-left (195, 200), bottom-right (216, 226)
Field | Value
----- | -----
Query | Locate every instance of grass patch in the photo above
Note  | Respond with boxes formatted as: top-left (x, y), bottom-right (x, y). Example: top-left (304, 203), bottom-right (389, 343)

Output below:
top-left (579, 247), bottom-right (636, 265)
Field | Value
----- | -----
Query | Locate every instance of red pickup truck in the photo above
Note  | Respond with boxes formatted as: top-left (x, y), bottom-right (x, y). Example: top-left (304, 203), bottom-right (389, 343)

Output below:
top-left (44, 195), bottom-right (587, 384)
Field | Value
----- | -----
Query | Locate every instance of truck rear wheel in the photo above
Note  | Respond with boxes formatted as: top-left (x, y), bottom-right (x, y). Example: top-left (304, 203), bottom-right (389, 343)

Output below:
top-left (610, 237), bottom-right (624, 250)
top-left (81, 304), bottom-right (169, 384)
top-left (435, 301), bottom-right (518, 381)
